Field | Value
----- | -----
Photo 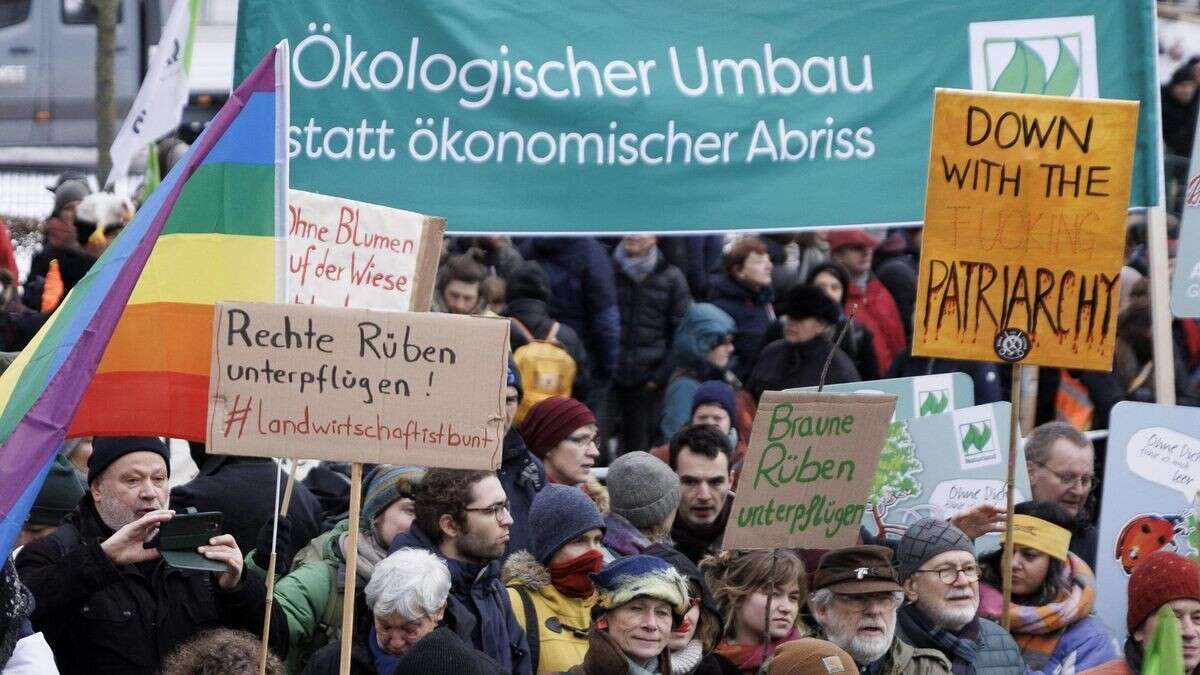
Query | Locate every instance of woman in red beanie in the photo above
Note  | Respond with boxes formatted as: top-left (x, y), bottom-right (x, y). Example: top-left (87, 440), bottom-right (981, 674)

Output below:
top-left (1121, 550), bottom-right (1200, 673)
top-left (519, 396), bottom-right (599, 486)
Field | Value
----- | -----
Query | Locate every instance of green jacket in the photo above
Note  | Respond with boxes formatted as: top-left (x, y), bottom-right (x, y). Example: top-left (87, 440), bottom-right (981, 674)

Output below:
top-left (270, 519), bottom-right (363, 673)
top-left (877, 637), bottom-right (953, 675)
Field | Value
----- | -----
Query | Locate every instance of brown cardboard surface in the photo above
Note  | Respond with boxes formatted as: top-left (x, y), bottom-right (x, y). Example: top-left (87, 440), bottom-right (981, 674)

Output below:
top-left (206, 301), bottom-right (509, 468)
top-left (286, 189), bottom-right (445, 311)
top-left (912, 89), bottom-right (1138, 370)
top-left (722, 391), bottom-right (896, 551)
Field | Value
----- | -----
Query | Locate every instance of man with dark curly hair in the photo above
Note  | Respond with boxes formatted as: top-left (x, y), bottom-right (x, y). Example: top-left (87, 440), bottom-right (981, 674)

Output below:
top-left (161, 629), bottom-right (283, 675)
top-left (388, 468), bottom-right (532, 674)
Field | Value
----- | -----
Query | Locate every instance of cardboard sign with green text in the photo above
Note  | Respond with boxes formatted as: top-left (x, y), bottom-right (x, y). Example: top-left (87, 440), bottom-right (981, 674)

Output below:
top-left (723, 391), bottom-right (896, 551)
top-left (206, 301), bottom-right (509, 469)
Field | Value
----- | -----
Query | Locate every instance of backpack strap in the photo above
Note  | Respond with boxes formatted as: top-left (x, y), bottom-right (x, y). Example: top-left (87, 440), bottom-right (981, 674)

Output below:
top-left (515, 586), bottom-right (540, 674)
top-left (510, 317), bottom-right (535, 343)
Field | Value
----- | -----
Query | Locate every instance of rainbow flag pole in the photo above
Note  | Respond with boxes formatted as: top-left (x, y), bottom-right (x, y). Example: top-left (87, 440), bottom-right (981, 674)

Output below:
top-left (0, 42), bottom-right (288, 556)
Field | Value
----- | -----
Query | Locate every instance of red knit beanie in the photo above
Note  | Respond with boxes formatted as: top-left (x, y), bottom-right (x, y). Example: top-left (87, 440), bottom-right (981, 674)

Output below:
top-left (1127, 550), bottom-right (1200, 632)
top-left (519, 396), bottom-right (596, 459)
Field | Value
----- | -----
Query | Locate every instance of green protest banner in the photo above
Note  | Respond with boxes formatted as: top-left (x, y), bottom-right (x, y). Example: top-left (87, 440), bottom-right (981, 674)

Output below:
top-left (723, 391), bottom-right (896, 551)
top-left (234, 1), bottom-right (1158, 233)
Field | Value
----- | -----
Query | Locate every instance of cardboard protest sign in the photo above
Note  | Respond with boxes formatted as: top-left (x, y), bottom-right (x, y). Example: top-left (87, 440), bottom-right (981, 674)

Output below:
top-left (723, 391), bottom-right (895, 551)
top-left (206, 301), bottom-right (509, 469)
top-left (860, 402), bottom-right (1027, 553)
top-left (1095, 402), bottom-right (1200, 637)
top-left (797, 373), bottom-right (975, 421)
top-left (913, 89), bottom-right (1138, 370)
top-left (287, 189), bottom-right (445, 311)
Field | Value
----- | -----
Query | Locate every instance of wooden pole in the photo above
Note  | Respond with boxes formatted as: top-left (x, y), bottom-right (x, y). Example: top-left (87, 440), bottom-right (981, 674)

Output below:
top-left (259, 459), bottom-right (299, 675)
top-left (339, 462), bottom-right (364, 675)
top-left (1000, 364), bottom-right (1023, 630)
top-left (1147, 205), bottom-right (1177, 405)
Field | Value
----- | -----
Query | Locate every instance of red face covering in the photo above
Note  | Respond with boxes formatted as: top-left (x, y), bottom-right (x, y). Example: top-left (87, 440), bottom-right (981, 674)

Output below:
top-left (548, 548), bottom-right (603, 598)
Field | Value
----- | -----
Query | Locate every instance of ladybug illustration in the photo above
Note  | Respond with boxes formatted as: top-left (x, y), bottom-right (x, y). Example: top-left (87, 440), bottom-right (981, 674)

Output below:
top-left (1116, 514), bottom-right (1185, 574)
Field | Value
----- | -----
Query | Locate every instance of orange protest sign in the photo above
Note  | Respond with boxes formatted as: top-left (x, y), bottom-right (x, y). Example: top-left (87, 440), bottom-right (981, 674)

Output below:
top-left (912, 88), bottom-right (1138, 370)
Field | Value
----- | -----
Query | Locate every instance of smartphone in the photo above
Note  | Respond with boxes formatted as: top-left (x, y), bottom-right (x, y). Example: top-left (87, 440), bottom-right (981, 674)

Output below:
top-left (144, 509), bottom-right (228, 572)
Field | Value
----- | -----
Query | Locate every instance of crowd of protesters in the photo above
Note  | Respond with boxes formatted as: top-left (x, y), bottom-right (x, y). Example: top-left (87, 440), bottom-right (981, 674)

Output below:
top-left (0, 93), bottom-right (1198, 673)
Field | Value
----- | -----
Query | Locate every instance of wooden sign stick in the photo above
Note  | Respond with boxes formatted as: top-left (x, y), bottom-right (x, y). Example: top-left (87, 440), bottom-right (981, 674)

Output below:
top-left (339, 462), bottom-right (364, 675)
top-left (1000, 364), bottom-right (1022, 630)
top-left (259, 458), bottom-right (299, 675)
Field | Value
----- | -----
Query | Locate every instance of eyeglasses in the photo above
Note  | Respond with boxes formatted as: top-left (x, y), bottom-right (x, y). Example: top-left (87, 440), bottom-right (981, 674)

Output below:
top-left (464, 501), bottom-right (511, 522)
top-left (565, 433), bottom-right (598, 447)
top-left (831, 592), bottom-right (901, 611)
top-left (913, 565), bottom-right (981, 584)
top-left (1033, 461), bottom-right (1095, 490)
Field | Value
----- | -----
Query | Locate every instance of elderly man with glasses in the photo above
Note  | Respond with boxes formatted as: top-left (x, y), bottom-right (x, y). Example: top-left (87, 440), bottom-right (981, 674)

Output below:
top-left (809, 545), bottom-right (951, 674)
top-left (1024, 421), bottom-right (1100, 567)
top-left (894, 519), bottom-right (1023, 674)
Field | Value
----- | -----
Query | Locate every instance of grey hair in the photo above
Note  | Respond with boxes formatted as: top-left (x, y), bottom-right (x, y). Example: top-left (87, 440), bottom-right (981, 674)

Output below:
top-left (1024, 421), bottom-right (1090, 464)
top-left (808, 588), bottom-right (904, 612)
top-left (365, 548), bottom-right (450, 621)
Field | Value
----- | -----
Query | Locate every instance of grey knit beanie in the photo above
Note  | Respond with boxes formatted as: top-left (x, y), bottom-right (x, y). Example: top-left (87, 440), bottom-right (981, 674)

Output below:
top-left (895, 518), bottom-right (974, 581)
top-left (530, 484), bottom-right (605, 564)
top-left (607, 452), bottom-right (681, 530)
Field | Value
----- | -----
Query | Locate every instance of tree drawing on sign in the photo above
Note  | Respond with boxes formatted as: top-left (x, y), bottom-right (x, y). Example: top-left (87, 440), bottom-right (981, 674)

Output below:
top-left (868, 421), bottom-right (924, 538)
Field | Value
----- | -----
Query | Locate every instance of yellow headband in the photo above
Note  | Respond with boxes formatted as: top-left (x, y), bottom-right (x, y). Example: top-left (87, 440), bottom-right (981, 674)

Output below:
top-left (1007, 514), bottom-right (1071, 561)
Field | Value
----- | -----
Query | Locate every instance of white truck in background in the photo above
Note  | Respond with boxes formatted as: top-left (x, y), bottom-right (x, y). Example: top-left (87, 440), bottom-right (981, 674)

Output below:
top-left (0, 0), bottom-right (236, 148)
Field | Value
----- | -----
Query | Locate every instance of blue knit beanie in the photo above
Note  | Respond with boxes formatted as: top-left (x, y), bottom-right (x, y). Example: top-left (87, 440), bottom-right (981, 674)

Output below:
top-left (691, 380), bottom-right (736, 420)
top-left (530, 484), bottom-right (605, 564)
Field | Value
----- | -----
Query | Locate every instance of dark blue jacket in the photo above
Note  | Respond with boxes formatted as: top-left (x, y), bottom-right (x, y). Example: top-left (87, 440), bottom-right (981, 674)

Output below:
top-left (708, 276), bottom-right (774, 381)
top-left (497, 428), bottom-right (545, 559)
top-left (659, 235), bottom-right (724, 299)
top-left (389, 525), bottom-right (532, 675)
top-left (519, 237), bottom-right (620, 378)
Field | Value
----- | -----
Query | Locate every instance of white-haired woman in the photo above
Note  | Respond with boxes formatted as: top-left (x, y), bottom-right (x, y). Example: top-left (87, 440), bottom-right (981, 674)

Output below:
top-left (302, 548), bottom-right (501, 674)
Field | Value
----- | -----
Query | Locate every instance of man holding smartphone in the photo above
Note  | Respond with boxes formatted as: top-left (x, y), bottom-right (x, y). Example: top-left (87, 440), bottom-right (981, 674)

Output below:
top-left (15, 436), bottom-right (286, 675)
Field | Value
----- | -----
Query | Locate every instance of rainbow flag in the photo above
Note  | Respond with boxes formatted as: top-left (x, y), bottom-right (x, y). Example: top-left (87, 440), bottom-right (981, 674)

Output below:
top-left (0, 45), bottom-right (286, 554)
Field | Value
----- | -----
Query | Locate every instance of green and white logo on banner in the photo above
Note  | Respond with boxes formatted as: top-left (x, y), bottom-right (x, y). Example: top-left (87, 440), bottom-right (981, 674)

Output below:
top-left (235, 1), bottom-right (1158, 233)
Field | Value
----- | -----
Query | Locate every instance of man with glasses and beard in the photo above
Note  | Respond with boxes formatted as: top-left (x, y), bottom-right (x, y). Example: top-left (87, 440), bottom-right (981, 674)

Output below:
top-left (894, 519), bottom-right (1022, 674)
top-left (809, 546), bottom-right (951, 674)
top-left (389, 468), bottom-right (532, 674)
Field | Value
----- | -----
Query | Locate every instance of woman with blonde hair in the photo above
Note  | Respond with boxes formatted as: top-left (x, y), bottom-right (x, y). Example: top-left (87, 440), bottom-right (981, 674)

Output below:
top-left (701, 549), bottom-right (809, 673)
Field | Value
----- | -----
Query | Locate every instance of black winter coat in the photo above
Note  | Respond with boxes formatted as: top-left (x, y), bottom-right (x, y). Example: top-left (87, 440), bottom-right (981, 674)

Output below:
top-left (504, 297), bottom-right (593, 401)
top-left (498, 427), bottom-right (546, 559)
top-left (613, 253), bottom-right (691, 387)
top-left (170, 455), bottom-right (325, 563)
top-left (745, 337), bottom-right (860, 400)
top-left (518, 237), bottom-right (621, 378)
top-left (708, 276), bottom-right (774, 381)
top-left (15, 495), bottom-right (287, 675)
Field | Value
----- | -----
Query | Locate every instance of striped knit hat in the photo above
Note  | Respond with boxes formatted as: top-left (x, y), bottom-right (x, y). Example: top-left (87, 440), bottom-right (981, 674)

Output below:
top-left (361, 465), bottom-right (426, 533)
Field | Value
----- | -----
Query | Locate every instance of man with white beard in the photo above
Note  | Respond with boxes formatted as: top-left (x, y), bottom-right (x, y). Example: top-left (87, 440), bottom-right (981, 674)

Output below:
top-left (893, 519), bottom-right (1023, 674)
top-left (809, 546), bottom-right (951, 674)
